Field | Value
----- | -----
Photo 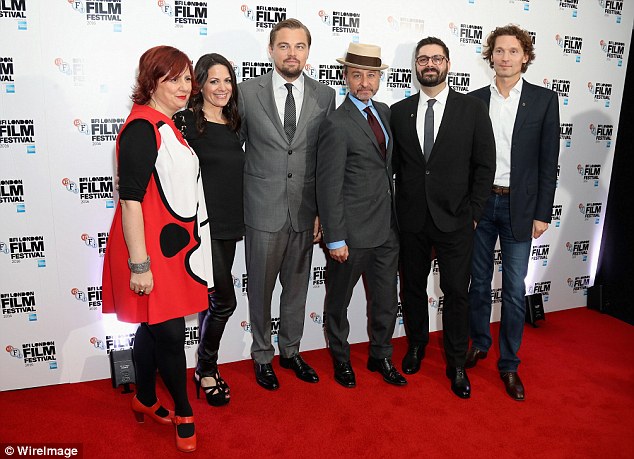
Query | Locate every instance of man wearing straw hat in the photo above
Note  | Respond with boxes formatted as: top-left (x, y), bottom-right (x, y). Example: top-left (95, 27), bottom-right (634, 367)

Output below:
top-left (316, 43), bottom-right (406, 388)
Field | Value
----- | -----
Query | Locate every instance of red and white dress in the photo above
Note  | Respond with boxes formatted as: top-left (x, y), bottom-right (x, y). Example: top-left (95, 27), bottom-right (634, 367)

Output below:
top-left (102, 104), bottom-right (213, 325)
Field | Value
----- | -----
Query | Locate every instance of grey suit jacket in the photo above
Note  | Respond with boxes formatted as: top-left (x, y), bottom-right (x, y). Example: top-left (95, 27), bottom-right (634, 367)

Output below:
top-left (316, 95), bottom-right (395, 249)
top-left (238, 71), bottom-right (336, 233)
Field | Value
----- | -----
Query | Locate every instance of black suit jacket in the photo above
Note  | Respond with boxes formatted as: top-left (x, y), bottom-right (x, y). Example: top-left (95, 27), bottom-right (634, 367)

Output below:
top-left (470, 80), bottom-right (560, 241)
top-left (391, 89), bottom-right (496, 233)
top-left (317, 95), bottom-right (394, 249)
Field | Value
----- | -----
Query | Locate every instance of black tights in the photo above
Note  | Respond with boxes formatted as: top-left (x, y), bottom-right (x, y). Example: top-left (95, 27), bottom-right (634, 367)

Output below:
top-left (196, 239), bottom-right (238, 376)
top-left (134, 317), bottom-right (192, 418)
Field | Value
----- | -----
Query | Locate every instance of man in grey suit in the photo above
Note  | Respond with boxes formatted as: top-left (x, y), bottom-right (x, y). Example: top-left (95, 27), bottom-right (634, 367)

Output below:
top-left (239, 18), bottom-right (336, 390)
top-left (316, 43), bottom-right (406, 388)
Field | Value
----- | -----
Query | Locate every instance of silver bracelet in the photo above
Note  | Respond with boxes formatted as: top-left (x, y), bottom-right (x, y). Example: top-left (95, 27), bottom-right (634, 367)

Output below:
top-left (128, 256), bottom-right (150, 274)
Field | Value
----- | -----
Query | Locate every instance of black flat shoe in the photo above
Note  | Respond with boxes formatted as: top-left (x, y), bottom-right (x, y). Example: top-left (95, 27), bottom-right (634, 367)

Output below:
top-left (446, 366), bottom-right (471, 399)
top-left (280, 354), bottom-right (319, 383)
top-left (402, 345), bottom-right (425, 375)
top-left (253, 362), bottom-right (279, 391)
top-left (333, 360), bottom-right (356, 388)
top-left (367, 357), bottom-right (407, 386)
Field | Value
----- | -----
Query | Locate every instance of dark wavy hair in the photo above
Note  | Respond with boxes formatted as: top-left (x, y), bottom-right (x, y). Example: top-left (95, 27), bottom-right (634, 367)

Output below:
top-left (131, 46), bottom-right (198, 105)
top-left (482, 24), bottom-right (535, 73)
top-left (188, 53), bottom-right (241, 134)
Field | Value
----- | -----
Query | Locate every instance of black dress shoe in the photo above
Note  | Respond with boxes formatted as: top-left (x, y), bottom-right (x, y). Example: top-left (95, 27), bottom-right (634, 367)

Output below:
top-left (402, 345), bottom-right (425, 375)
top-left (465, 346), bottom-right (488, 369)
top-left (501, 372), bottom-right (525, 401)
top-left (253, 362), bottom-right (279, 391)
top-left (279, 354), bottom-right (319, 383)
top-left (333, 361), bottom-right (356, 388)
top-left (367, 357), bottom-right (407, 386)
top-left (446, 366), bottom-right (471, 399)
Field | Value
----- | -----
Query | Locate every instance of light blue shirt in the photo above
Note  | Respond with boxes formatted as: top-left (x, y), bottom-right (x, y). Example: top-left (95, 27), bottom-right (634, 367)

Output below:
top-left (326, 94), bottom-right (389, 250)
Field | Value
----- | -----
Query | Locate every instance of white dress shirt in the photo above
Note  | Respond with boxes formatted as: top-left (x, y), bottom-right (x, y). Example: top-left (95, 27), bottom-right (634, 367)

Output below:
top-left (489, 77), bottom-right (523, 187)
top-left (272, 69), bottom-right (304, 126)
top-left (416, 83), bottom-right (449, 156)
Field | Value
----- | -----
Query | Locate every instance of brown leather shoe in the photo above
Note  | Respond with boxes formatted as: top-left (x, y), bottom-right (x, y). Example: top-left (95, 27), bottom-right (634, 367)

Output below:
top-left (465, 346), bottom-right (487, 369)
top-left (501, 372), bottom-right (525, 401)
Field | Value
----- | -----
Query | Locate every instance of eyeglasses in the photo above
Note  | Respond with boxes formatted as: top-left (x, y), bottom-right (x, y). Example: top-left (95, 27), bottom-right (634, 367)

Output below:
top-left (415, 55), bottom-right (448, 66)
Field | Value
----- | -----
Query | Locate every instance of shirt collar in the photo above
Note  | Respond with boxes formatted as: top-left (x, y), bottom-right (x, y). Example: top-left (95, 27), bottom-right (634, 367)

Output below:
top-left (419, 83), bottom-right (449, 107)
top-left (490, 76), bottom-right (523, 98)
top-left (348, 93), bottom-right (374, 112)
top-left (272, 69), bottom-right (305, 94)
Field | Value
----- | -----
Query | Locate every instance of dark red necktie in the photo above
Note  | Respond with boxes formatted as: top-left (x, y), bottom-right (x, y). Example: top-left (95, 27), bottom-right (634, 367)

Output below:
top-left (364, 107), bottom-right (386, 159)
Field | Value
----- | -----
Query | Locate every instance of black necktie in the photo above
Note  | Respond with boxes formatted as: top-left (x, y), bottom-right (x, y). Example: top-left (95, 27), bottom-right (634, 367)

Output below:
top-left (423, 99), bottom-right (436, 161)
top-left (284, 83), bottom-right (296, 142)
top-left (364, 107), bottom-right (386, 159)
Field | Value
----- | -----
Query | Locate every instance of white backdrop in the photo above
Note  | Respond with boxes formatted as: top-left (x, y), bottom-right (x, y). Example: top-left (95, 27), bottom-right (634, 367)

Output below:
top-left (0, 0), bottom-right (631, 391)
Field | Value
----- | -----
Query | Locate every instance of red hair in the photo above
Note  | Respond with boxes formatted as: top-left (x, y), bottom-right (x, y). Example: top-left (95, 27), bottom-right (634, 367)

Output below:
top-left (131, 46), bottom-right (198, 105)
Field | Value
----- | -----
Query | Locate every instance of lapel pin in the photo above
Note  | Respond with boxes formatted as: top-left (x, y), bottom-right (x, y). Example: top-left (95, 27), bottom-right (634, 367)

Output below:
top-left (410, 113), bottom-right (414, 117)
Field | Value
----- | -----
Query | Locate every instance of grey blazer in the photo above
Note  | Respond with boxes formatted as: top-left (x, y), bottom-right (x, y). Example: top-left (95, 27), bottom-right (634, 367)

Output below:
top-left (238, 71), bottom-right (336, 233)
top-left (316, 95), bottom-right (395, 249)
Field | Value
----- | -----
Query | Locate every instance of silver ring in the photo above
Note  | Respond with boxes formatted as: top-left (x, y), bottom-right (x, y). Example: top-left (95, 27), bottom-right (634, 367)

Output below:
top-left (138, 290), bottom-right (145, 296)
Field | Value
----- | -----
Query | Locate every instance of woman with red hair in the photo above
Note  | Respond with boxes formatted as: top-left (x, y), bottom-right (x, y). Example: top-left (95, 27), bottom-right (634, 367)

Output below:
top-left (102, 45), bottom-right (213, 453)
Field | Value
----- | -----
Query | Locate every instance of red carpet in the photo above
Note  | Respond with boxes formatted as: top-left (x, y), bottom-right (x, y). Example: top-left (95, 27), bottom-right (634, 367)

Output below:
top-left (1, 308), bottom-right (633, 458)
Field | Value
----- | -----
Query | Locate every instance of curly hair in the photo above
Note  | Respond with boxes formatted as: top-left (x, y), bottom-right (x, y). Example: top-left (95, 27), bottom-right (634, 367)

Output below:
top-left (131, 46), bottom-right (198, 105)
top-left (482, 24), bottom-right (535, 73)
top-left (187, 53), bottom-right (241, 134)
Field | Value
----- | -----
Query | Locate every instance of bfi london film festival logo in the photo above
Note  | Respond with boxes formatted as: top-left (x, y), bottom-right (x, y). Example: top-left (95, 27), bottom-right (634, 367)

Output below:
top-left (1, 179), bottom-right (25, 213)
top-left (566, 240), bottom-right (589, 261)
top-left (587, 81), bottom-right (612, 108)
top-left (448, 72), bottom-right (471, 94)
top-left (494, 249), bottom-right (502, 272)
top-left (0, 235), bottom-right (46, 267)
top-left (6, 341), bottom-right (57, 369)
top-left (309, 63), bottom-right (346, 95)
top-left (598, 0), bottom-right (623, 22)
top-left (95, 332), bottom-right (135, 354)
top-left (567, 275), bottom-right (589, 294)
top-left (557, 0), bottom-right (579, 17)
top-left (2, 291), bottom-right (37, 320)
top-left (552, 204), bottom-right (562, 228)
top-left (68, 0), bottom-right (122, 31)
top-left (71, 286), bottom-right (102, 311)
top-left (0, 118), bottom-right (35, 154)
top-left (386, 68), bottom-right (412, 97)
top-left (158, 0), bottom-right (208, 35)
top-left (0, 0), bottom-right (27, 29)
top-left (240, 61), bottom-right (272, 82)
top-left (589, 123), bottom-right (613, 147)
top-left (234, 273), bottom-right (248, 295)
top-left (184, 325), bottom-right (199, 349)
top-left (386, 16), bottom-right (424, 34)
top-left (429, 296), bottom-right (444, 315)
top-left (543, 78), bottom-right (570, 106)
top-left (448, 22), bottom-right (483, 53)
top-left (318, 9), bottom-right (360, 37)
top-left (0, 56), bottom-right (15, 93)
top-left (577, 164), bottom-right (601, 187)
top-left (72, 117), bottom-right (124, 146)
top-left (62, 176), bottom-right (114, 208)
top-left (240, 317), bottom-right (280, 342)
top-left (555, 34), bottom-right (583, 62)
top-left (599, 39), bottom-right (624, 67)
top-left (240, 4), bottom-right (286, 32)
top-left (531, 244), bottom-right (550, 266)
top-left (528, 281), bottom-right (552, 302)
top-left (310, 311), bottom-right (325, 330)
top-left (81, 232), bottom-right (109, 256)
top-left (579, 202), bottom-right (602, 224)
top-left (312, 266), bottom-right (325, 288)
top-left (560, 122), bottom-right (573, 148)
top-left (54, 57), bottom-right (86, 86)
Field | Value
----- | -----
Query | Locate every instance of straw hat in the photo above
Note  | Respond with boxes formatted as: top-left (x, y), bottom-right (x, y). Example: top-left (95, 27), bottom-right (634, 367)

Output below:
top-left (336, 43), bottom-right (389, 70)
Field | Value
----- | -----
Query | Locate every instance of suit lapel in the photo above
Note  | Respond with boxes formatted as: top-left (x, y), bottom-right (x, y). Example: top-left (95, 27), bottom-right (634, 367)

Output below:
top-left (405, 94), bottom-right (424, 160)
top-left (376, 103), bottom-right (393, 162)
top-left (512, 79), bottom-right (534, 140)
top-left (294, 75), bottom-right (316, 142)
top-left (256, 72), bottom-right (287, 142)
top-left (429, 89), bottom-right (457, 162)
top-left (344, 96), bottom-right (385, 160)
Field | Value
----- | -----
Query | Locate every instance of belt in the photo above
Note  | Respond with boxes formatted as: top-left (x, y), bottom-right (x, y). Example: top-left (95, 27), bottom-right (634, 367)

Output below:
top-left (491, 185), bottom-right (510, 196)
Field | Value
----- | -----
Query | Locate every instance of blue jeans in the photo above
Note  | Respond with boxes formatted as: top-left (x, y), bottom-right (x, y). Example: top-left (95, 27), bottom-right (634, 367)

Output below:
top-left (469, 194), bottom-right (531, 372)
